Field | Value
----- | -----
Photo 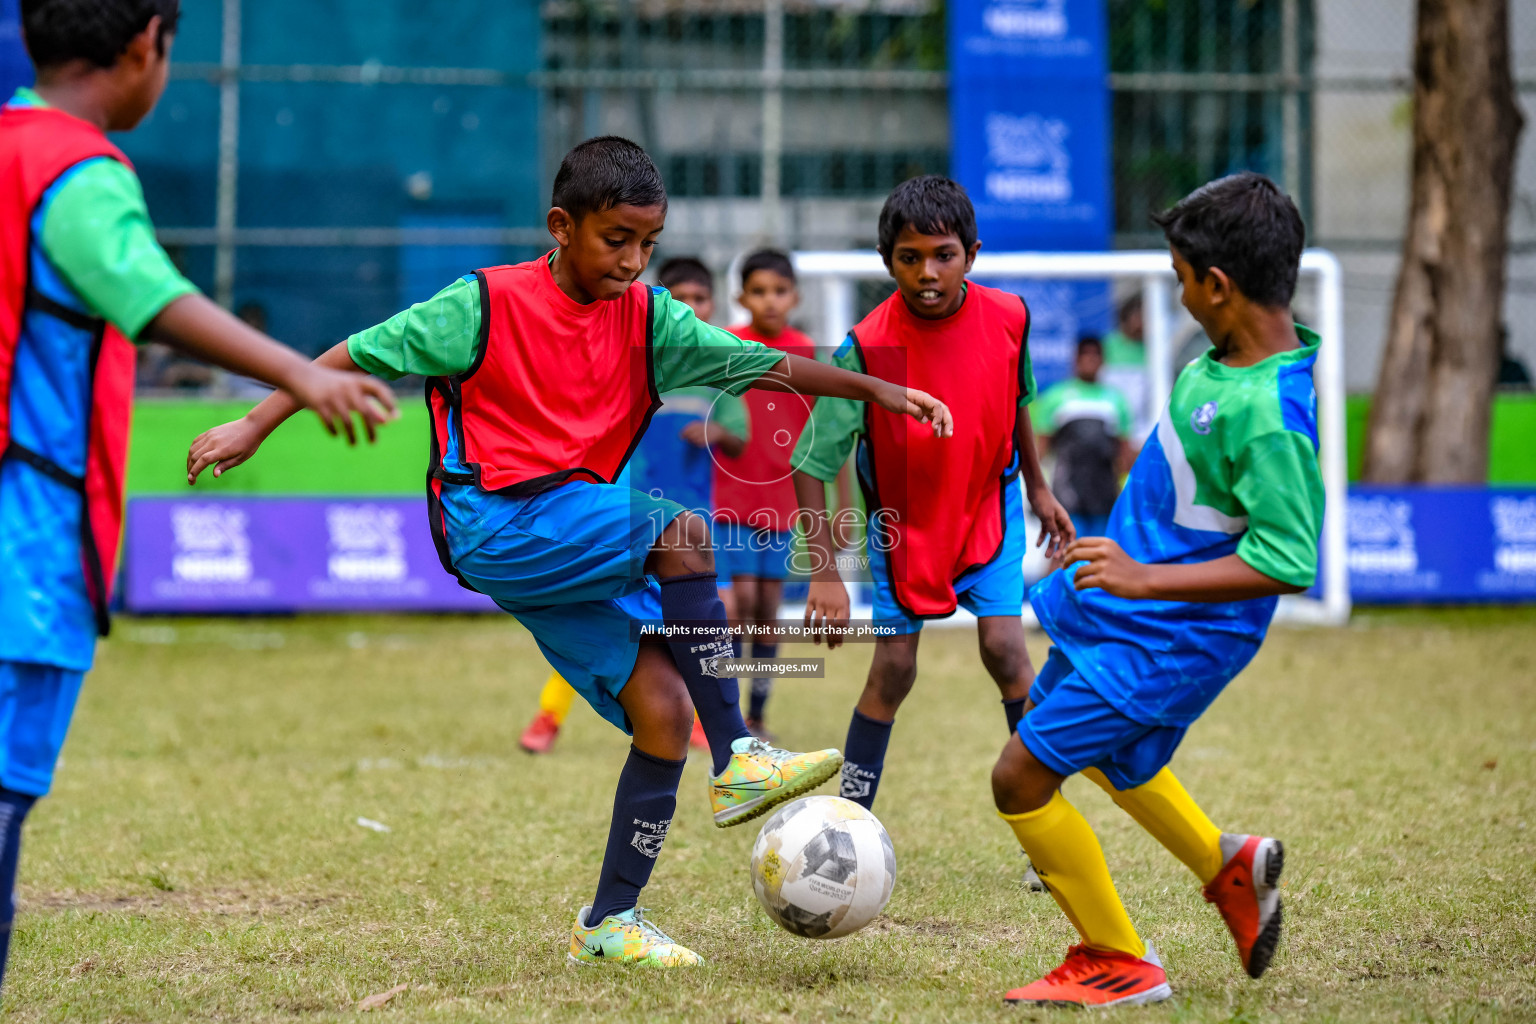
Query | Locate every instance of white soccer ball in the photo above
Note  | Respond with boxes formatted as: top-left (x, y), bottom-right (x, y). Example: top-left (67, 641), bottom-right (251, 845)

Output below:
top-left (749, 795), bottom-right (896, 939)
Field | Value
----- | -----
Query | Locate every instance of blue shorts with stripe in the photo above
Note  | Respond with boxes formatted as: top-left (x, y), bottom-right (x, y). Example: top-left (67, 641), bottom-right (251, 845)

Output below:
top-left (866, 476), bottom-right (1029, 634)
top-left (1017, 647), bottom-right (1188, 791)
top-left (0, 660), bottom-right (84, 797)
top-left (714, 522), bottom-right (794, 581)
top-left (439, 479), bottom-right (682, 733)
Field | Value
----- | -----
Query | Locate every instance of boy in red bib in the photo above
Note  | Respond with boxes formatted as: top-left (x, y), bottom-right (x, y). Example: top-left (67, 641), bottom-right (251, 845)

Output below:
top-left (0, 0), bottom-right (395, 992)
top-left (189, 137), bottom-right (951, 966)
top-left (793, 175), bottom-right (1072, 810)
top-left (712, 249), bottom-right (816, 739)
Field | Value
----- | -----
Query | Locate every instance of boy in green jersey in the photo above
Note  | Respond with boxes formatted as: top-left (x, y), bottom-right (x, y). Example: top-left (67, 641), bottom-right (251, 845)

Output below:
top-left (990, 172), bottom-right (1324, 1006)
top-left (1031, 335), bottom-right (1134, 537)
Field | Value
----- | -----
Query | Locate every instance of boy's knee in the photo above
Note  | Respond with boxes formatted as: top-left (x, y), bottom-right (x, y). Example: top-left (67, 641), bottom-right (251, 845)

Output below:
top-left (978, 620), bottom-right (1030, 679)
top-left (866, 645), bottom-right (918, 707)
top-left (652, 511), bottom-right (715, 576)
top-left (991, 735), bottom-right (1059, 814)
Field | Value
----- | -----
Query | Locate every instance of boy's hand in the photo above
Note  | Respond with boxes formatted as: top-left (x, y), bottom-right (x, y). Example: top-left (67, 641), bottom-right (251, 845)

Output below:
top-left (803, 578), bottom-right (851, 649)
top-left (874, 383), bottom-right (953, 437)
top-left (1065, 537), bottom-right (1153, 599)
top-left (1027, 483), bottom-right (1075, 559)
top-left (283, 363), bottom-right (398, 444)
top-left (187, 416), bottom-right (268, 484)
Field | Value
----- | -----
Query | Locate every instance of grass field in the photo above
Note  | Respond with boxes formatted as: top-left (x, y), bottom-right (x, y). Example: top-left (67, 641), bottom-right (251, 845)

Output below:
top-left (8, 609), bottom-right (1534, 1023)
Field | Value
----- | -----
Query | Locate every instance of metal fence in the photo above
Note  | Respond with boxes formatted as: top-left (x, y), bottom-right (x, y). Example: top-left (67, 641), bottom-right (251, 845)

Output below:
top-left (138, 0), bottom-right (1534, 388)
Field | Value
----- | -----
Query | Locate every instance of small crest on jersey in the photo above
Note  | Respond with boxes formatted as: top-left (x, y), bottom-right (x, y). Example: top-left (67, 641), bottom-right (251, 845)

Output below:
top-left (1190, 400), bottom-right (1218, 435)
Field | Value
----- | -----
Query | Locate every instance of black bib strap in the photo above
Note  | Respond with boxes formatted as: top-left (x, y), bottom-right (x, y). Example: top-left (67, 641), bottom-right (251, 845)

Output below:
top-left (24, 283), bottom-right (103, 333)
top-left (1, 441), bottom-right (85, 491)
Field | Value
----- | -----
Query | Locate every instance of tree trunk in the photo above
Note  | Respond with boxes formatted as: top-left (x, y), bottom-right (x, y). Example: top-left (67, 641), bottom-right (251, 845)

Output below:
top-left (1363, 0), bottom-right (1524, 483)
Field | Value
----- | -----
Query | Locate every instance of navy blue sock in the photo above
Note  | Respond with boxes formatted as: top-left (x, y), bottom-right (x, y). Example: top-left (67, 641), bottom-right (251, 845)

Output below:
top-left (589, 746), bottom-right (687, 925)
top-left (839, 710), bottom-right (893, 810)
top-left (0, 790), bottom-right (35, 994)
top-left (1003, 696), bottom-right (1028, 734)
top-left (658, 573), bottom-right (750, 774)
top-left (747, 641), bottom-right (777, 720)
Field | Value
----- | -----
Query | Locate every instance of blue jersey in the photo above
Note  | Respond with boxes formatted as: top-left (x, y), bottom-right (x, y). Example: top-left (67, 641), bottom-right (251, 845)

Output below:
top-left (1030, 327), bottom-right (1325, 727)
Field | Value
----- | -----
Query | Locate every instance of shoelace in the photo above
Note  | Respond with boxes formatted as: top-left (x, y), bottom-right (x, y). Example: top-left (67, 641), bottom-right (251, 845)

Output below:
top-left (745, 737), bottom-right (795, 764)
top-left (630, 908), bottom-right (676, 946)
top-left (1040, 945), bottom-right (1109, 986)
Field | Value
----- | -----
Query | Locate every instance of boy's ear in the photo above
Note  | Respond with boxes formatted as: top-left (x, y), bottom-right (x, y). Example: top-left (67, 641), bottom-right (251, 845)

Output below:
top-left (1205, 265), bottom-right (1235, 305)
top-left (965, 239), bottom-right (982, 272)
top-left (546, 207), bottom-right (575, 248)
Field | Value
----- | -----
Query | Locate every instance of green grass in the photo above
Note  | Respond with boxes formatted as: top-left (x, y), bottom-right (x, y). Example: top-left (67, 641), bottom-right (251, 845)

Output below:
top-left (9, 610), bottom-right (1535, 1022)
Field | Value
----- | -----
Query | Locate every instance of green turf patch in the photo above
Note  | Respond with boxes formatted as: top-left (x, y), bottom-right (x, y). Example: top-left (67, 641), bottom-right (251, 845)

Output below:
top-left (10, 613), bottom-right (1534, 1021)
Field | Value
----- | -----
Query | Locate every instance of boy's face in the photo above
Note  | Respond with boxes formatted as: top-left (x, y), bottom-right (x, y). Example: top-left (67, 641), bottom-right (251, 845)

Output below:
top-left (885, 224), bottom-right (980, 320)
top-left (547, 203), bottom-right (667, 303)
top-left (668, 280), bottom-right (715, 323)
top-left (111, 18), bottom-right (173, 131)
top-left (739, 269), bottom-right (797, 336)
top-left (1171, 246), bottom-right (1233, 343)
top-left (1075, 345), bottom-right (1103, 382)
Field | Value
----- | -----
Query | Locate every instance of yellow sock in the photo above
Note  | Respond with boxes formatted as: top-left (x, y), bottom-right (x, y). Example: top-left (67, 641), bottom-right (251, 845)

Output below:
top-left (1084, 767), bottom-right (1224, 884)
top-left (999, 791), bottom-right (1145, 958)
top-left (538, 672), bottom-right (578, 726)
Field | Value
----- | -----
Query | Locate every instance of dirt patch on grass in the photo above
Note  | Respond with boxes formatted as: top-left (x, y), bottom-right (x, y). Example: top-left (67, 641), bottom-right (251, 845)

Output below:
top-left (22, 888), bottom-right (341, 917)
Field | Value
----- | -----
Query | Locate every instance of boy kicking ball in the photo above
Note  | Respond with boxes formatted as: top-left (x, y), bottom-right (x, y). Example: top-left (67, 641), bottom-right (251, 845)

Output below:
top-left (990, 172), bottom-right (1322, 1006)
top-left (188, 137), bottom-right (951, 967)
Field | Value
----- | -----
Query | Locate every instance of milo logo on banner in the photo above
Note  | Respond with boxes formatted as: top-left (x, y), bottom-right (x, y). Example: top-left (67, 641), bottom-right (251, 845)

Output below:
top-left (170, 505), bottom-right (253, 583)
top-left (1490, 497), bottom-right (1536, 576)
top-left (984, 113), bottom-right (1071, 205)
top-left (325, 504), bottom-right (408, 583)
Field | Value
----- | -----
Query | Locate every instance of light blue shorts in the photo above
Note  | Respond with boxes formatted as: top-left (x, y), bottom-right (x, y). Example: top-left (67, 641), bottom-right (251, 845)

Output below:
top-left (714, 522), bottom-right (794, 581)
top-left (1018, 648), bottom-right (1188, 790)
top-left (867, 476), bottom-right (1028, 634)
top-left (440, 480), bottom-right (682, 733)
top-left (0, 660), bottom-right (84, 797)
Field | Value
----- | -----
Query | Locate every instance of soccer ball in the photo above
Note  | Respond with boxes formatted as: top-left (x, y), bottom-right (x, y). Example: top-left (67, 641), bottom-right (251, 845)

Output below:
top-left (749, 795), bottom-right (895, 939)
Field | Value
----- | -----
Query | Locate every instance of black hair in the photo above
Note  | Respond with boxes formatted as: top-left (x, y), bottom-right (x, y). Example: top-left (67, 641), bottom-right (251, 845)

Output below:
top-left (1117, 293), bottom-right (1142, 324)
top-left (550, 136), bottom-right (667, 223)
top-left (877, 174), bottom-right (978, 258)
top-left (740, 248), bottom-right (795, 288)
top-left (1076, 334), bottom-right (1103, 355)
top-left (657, 256), bottom-right (713, 294)
top-left (22, 0), bottom-right (179, 69)
top-left (1150, 172), bottom-right (1305, 309)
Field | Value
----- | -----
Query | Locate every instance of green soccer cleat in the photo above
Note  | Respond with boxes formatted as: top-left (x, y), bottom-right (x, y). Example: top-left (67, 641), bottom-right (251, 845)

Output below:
top-left (568, 906), bottom-right (703, 967)
top-left (710, 736), bottom-right (843, 828)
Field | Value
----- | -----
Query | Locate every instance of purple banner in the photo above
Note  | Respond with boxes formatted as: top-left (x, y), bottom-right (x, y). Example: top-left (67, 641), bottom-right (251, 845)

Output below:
top-left (124, 497), bottom-right (498, 613)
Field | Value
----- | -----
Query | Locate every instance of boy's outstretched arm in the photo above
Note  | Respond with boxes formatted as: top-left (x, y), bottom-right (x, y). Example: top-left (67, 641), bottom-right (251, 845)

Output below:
top-left (752, 354), bottom-right (953, 437)
top-left (185, 339), bottom-right (364, 483)
top-left (793, 469), bottom-right (850, 649)
top-left (153, 296), bottom-right (396, 446)
top-left (1064, 537), bottom-right (1305, 602)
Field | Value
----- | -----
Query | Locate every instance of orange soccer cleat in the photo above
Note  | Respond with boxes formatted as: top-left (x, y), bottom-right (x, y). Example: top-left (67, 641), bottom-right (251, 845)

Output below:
top-left (519, 709), bottom-right (561, 754)
top-left (1204, 833), bottom-right (1284, 979)
top-left (1003, 944), bottom-right (1171, 1007)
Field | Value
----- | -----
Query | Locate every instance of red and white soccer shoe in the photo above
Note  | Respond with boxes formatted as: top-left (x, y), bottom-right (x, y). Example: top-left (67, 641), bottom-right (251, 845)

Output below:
top-left (1003, 944), bottom-right (1171, 1007)
top-left (519, 710), bottom-right (561, 754)
top-left (1203, 833), bottom-right (1284, 979)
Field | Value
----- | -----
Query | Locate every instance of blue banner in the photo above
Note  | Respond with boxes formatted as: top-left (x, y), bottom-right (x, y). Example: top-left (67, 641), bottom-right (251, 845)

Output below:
top-left (1348, 487), bottom-right (1536, 603)
top-left (948, 0), bottom-right (1110, 253)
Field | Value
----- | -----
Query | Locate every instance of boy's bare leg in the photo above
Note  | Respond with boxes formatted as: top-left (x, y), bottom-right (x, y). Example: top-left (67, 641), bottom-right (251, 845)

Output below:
top-left (977, 615), bottom-right (1034, 733)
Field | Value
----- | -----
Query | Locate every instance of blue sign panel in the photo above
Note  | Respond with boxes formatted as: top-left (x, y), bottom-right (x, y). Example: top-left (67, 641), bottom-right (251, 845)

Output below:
top-left (0, 0), bottom-right (30, 100)
top-left (949, 0), bottom-right (1104, 77)
top-left (948, 0), bottom-right (1109, 253)
top-left (1347, 486), bottom-right (1536, 603)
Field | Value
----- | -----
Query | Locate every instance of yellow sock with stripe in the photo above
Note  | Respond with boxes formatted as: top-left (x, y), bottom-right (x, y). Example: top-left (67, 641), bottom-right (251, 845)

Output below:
top-left (1084, 767), bottom-right (1224, 884)
top-left (999, 791), bottom-right (1145, 958)
top-left (538, 672), bottom-right (578, 726)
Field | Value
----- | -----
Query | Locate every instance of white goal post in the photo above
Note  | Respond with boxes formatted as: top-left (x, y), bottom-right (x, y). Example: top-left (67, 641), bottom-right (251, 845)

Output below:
top-left (788, 248), bottom-right (1351, 628)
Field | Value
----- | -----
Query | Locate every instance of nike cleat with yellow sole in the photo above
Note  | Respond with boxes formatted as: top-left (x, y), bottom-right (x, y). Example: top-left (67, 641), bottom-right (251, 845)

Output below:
top-left (710, 736), bottom-right (843, 828)
top-left (567, 906), bottom-right (702, 967)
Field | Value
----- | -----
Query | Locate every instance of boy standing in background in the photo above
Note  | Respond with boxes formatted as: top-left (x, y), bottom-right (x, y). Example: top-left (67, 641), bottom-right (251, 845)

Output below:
top-left (0, 0), bottom-right (395, 990)
top-left (1031, 334), bottom-right (1134, 538)
top-left (713, 249), bottom-right (816, 740)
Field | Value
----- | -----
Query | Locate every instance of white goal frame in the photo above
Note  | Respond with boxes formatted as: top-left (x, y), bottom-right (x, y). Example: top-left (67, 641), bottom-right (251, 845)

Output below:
top-left (788, 248), bottom-right (1351, 627)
